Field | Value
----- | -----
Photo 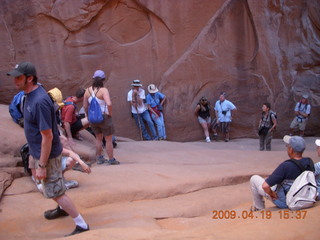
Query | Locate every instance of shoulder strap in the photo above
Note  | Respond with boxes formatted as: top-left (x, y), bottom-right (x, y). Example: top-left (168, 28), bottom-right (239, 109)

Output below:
top-left (286, 158), bottom-right (315, 173)
top-left (287, 159), bottom-right (305, 173)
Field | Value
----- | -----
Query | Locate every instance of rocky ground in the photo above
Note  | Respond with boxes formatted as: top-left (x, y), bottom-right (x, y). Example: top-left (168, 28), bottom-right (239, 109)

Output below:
top-left (0, 104), bottom-right (319, 239)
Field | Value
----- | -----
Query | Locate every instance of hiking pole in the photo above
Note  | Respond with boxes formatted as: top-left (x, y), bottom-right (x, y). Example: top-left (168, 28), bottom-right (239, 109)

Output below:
top-left (134, 94), bottom-right (144, 141)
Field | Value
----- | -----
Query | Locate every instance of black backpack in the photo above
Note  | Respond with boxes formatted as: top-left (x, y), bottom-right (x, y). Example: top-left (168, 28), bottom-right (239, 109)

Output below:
top-left (20, 143), bottom-right (31, 176)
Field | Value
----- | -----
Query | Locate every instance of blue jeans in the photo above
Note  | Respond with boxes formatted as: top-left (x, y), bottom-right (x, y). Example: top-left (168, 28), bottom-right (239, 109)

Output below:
top-left (273, 184), bottom-right (291, 209)
top-left (150, 112), bottom-right (166, 139)
top-left (132, 111), bottom-right (158, 140)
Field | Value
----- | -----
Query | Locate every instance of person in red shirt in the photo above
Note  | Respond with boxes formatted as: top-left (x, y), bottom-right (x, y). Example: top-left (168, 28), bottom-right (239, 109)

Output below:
top-left (61, 89), bottom-right (89, 146)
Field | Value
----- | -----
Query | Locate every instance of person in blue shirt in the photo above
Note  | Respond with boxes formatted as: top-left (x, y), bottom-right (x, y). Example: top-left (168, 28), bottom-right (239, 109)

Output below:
top-left (289, 94), bottom-right (311, 137)
top-left (7, 62), bottom-right (89, 237)
top-left (146, 84), bottom-right (167, 140)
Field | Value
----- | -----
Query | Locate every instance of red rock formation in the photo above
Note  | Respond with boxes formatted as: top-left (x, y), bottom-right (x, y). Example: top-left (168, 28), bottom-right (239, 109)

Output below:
top-left (0, 0), bottom-right (319, 141)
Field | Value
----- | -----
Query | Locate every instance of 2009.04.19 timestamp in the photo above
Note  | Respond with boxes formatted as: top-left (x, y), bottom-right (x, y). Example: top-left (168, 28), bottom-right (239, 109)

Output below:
top-left (212, 210), bottom-right (307, 220)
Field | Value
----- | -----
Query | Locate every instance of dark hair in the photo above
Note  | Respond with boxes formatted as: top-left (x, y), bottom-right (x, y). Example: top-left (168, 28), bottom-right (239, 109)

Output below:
top-left (75, 88), bottom-right (85, 98)
top-left (263, 102), bottom-right (271, 110)
top-left (92, 77), bottom-right (105, 88)
top-left (220, 92), bottom-right (226, 96)
top-left (29, 75), bottom-right (38, 85)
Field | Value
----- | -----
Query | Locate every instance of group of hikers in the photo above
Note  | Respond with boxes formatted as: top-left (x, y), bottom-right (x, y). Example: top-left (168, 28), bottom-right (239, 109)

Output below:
top-left (194, 93), bottom-right (311, 151)
top-left (6, 61), bottom-right (319, 237)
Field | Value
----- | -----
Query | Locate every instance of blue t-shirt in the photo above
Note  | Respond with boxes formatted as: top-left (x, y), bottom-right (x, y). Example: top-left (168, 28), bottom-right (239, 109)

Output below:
top-left (24, 86), bottom-right (62, 159)
top-left (266, 158), bottom-right (314, 187)
top-left (146, 92), bottom-right (165, 108)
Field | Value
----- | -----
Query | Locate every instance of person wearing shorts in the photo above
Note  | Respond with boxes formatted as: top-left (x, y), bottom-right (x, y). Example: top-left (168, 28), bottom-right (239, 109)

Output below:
top-left (7, 61), bottom-right (89, 236)
top-left (194, 97), bottom-right (212, 142)
top-left (83, 70), bottom-right (119, 165)
top-left (289, 94), bottom-right (311, 137)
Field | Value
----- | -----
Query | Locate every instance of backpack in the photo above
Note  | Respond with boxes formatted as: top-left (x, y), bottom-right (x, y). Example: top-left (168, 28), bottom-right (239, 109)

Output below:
top-left (20, 143), bottom-right (31, 176)
top-left (269, 111), bottom-right (277, 127)
top-left (285, 159), bottom-right (317, 211)
top-left (88, 88), bottom-right (104, 124)
top-left (9, 91), bottom-right (25, 127)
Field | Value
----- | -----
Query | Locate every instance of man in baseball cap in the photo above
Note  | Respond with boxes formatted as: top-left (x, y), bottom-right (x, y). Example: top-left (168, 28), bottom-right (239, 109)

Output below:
top-left (7, 62), bottom-right (90, 236)
top-left (7, 61), bottom-right (37, 77)
top-left (249, 135), bottom-right (315, 211)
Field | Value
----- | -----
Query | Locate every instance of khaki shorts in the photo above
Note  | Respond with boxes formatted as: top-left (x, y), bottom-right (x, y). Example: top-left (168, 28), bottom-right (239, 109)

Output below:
top-left (31, 155), bottom-right (66, 199)
top-left (290, 117), bottom-right (307, 131)
top-left (91, 115), bottom-right (115, 136)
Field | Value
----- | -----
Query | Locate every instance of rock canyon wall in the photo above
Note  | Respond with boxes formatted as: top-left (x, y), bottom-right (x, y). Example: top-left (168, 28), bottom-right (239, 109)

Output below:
top-left (0, 0), bottom-right (319, 141)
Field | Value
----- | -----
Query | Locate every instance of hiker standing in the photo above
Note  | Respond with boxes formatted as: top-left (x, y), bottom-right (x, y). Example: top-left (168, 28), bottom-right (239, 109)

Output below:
top-left (83, 70), bottom-right (119, 165)
top-left (61, 88), bottom-right (90, 146)
top-left (194, 97), bottom-right (212, 143)
top-left (146, 84), bottom-right (167, 140)
top-left (249, 135), bottom-right (315, 211)
top-left (7, 62), bottom-right (89, 236)
top-left (289, 94), bottom-right (311, 137)
top-left (127, 79), bottom-right (158, 140)
top-left (258, 103), bottom-right (277, 151)
top-left (212, 92), bottom-right (237, 142)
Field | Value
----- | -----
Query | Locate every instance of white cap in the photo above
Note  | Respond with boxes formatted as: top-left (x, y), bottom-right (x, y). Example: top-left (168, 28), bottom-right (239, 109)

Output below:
top-left (315, 139), bottom-right (320, 147)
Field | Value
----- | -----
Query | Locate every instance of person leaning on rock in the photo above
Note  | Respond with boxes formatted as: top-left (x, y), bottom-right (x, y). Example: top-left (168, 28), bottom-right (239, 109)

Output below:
top-left (7, 61), bottom-right (89, 237)
top-left (249, 135), bottom-right (315, 211)
top-left (127, 79), bottom-right (158, 140)
top-left (146, 84), bottom-right (167, 140)
top-left (194, 96), bottom-right (212, 143)
top-left (289, 94), bottom-right (311, 137)
top-left (211, 92), bottom-right (237, 142)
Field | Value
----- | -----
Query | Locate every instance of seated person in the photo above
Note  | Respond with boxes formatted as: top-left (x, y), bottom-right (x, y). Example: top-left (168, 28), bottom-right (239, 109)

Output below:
top-left (250, 135), bottom-right (315, 210)
top-left (61, 89), bottom-right (90, 145)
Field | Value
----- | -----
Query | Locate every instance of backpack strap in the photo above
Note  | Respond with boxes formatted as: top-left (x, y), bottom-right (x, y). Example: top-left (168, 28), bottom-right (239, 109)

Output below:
top-left (286, 158), bottom-right (315, 173)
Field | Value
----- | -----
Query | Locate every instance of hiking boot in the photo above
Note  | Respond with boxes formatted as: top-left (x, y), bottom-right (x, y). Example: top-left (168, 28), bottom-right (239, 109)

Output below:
top-left (108, 158), bottom-right (120, 165)
top-left (64, 225), bottom-right (90, 237)
top-left (44, 206), bottom-right (69, 220)
top-left (65, 180), bottom-right (79, 189)
top-left (96, 155), bottom-right (107, 164)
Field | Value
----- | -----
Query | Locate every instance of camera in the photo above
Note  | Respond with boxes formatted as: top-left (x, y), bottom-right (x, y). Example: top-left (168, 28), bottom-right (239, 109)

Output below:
top-left (222, 110), bottom-right (227, 115)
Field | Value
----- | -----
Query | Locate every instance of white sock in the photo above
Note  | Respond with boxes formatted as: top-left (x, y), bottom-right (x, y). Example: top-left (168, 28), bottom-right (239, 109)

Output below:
top-left (73, 214), bottom-right (88, 229)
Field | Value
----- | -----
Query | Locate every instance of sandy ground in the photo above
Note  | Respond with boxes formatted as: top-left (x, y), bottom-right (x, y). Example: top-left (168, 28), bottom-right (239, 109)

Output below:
top-left (1, 137), bottom-right (320, 240)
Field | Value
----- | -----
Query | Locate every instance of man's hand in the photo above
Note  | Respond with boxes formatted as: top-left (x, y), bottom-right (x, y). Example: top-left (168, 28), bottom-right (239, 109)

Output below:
top-left (36, 167), bottom-right (46, 180)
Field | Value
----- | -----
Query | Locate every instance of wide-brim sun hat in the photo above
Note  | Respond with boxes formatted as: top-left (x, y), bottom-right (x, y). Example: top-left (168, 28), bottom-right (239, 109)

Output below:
top-left (148, 84), bottom-right (158, 93)
top-left (132, 79), bottom-right (142, 87)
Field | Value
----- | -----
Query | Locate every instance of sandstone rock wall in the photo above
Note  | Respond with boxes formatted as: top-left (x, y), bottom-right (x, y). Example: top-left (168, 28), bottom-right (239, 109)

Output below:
top-left (0, 0), bottom-right (319, 141)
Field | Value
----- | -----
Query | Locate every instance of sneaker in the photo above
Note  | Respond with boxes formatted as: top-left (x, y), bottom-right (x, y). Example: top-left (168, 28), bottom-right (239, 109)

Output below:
top-left (108, 158), bottom-right (120, 165)
top-left (224, 138), bottom-right (229, 142)
top-left (250, 205), bottom-right (260, 212)
top-left (96, 155), bottom-right (107, 164)
top-left (65, 180), bottom-right (79, 189)
top-left (206, 137), bottom-right (211, 143)
top-left (44, 206), bottom-right (69, 220)
top-left (212, 133), bottom-right (218, 141)
top-left (64, 225), bottom-right (90, 237)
